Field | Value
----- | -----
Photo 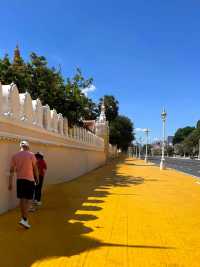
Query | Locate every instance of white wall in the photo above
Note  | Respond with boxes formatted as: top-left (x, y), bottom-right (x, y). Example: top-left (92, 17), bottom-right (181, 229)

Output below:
top-left (0, 83), bottom-right (106, 214)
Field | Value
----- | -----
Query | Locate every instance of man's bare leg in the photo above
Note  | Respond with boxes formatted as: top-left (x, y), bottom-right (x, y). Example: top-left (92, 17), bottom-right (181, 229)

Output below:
top-left (20, 199), bottom-right (31, 220)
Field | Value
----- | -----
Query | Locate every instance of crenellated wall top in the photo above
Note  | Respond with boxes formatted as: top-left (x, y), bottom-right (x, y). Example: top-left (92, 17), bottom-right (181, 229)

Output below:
top-left (0, 83), bottom-right (104, 149)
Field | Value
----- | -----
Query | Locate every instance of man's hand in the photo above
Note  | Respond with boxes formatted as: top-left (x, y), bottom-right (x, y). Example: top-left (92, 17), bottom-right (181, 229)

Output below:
top-left (35, 177), bottom-right (39, 185)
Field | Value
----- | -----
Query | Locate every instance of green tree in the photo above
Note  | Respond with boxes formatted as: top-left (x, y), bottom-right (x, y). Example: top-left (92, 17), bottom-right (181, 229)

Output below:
top-left (0, 54), bottom-right (12, 84)
top-left (109, 115), bottom-right (134, 151)
top-left (183, 128), bottom-right (200, 155)
top-left (27, 52), bottom-right (66, 112)
top-left (166, 146), bottom-right (174, 156)
top-left (10, 46), bottom-right (30, 91)
top-left (173, 126), bottom-right (195, 145)
top-left (0, 46), bottom-right (30, 91)
top-left (98, 95), bottom-right (119, 123)
top-left (174, 143), bottom-right (184, 156)
top-left (196, 120), bottom-right (200, 129)
top-left (0, 47), bottom-right (136, 143)
top-left (65, 68), bottom-right (96, 125)
top-left (0, 49), bottom-right (98, 126)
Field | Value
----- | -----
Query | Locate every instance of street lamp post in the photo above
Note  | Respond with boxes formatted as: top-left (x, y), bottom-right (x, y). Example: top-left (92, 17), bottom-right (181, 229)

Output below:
top-left (138, 139), bottom-right (141, 159)
top-left (135, 143), bottom-right (138, 158)
top-left (160, 108), bottom-right (167, 170)
top-left (144, 128), bottom-right (149, 163)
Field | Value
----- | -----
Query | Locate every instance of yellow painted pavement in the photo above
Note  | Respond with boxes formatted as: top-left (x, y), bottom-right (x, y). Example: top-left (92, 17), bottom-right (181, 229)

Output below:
top-left (1, 157), bottom-right (200, 267)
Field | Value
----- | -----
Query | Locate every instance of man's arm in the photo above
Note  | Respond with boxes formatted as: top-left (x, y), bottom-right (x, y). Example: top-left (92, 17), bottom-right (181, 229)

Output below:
top-left (33, 164), bottom-right (39, 184)
top-left (43, 160), bottom-right (47, 170)
top-left (32, 154), bottom-right (39, 184)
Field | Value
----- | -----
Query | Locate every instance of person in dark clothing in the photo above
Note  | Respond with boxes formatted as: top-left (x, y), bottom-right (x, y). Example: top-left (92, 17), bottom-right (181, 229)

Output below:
top-left (33, 152), bottom-right (47, 206)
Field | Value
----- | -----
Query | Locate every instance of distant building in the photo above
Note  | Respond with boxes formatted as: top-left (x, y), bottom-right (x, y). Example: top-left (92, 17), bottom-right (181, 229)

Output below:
top-left (152, 140), bottom-right (162, 149)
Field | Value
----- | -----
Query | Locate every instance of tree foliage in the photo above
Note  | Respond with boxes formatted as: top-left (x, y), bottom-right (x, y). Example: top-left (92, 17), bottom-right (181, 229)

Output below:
top-left (173, 123), bottom-right (200, 156)
top-left (98, 95), bottom-right (119, 123)
top-left (166, 146), bottom-right (174, 156)
top-left (98, 95), bottom-right (134, 151)
top-left (0, 47), bottom-right (135, 148)
top-left (173, 126), bottom-right (195, 145)
top-left (109, 115), bottom-right (134, 151)
top-left (196, 120), bottom-right (200, 129)
top-left (182, 128), bottom-right (200, 155)
top-left (0, 47), bottom-right (97, 125)
top-left (65, 68), bottom-right (98, 125)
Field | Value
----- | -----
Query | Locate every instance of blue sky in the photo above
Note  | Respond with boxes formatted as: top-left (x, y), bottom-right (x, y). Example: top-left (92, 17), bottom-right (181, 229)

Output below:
top-left (1, 0), bottom-right (200, 142)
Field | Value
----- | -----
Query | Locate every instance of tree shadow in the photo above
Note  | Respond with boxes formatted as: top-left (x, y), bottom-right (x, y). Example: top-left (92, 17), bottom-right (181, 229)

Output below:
top-left (0, 157), bottom-right (173, 267)
top-left (80, 205), bottom-right (102, 211)
top-left (86, 199), bottom-right (104, 204)
top-left (72, 214), bottom-right (98, 221)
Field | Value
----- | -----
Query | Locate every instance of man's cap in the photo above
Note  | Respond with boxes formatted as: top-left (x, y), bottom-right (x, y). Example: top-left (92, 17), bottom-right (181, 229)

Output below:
top-left (20, 140), bottom-right (30, 147)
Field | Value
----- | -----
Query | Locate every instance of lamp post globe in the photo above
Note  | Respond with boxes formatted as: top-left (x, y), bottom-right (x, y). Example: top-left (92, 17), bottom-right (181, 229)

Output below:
top-left (160, 108), bottom-right (167, 170)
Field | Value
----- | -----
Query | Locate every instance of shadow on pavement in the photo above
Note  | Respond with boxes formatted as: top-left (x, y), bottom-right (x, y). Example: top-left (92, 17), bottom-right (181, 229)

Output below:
top-left (0, 157), bottom-right (173, 267)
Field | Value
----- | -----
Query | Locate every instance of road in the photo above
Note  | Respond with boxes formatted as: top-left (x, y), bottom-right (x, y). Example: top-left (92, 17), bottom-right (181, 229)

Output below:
top-left (148, 156), bottom-right (200, 178)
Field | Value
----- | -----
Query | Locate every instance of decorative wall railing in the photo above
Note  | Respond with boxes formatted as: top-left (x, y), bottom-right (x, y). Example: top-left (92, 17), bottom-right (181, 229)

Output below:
top-left (0, 82), bottom-right (104, 148)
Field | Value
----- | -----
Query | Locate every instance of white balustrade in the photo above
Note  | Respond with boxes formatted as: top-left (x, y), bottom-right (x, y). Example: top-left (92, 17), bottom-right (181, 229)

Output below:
top-left (85, 130), bottom-right (87, 143)
top-left (90, 133), bottom-right (92, 144)
top-left (81, 128), bottom-right (83, 141)
top-left (43, 105), bottom-right (51, 131)
top-left (83, 128), bottom-right (87, 143)
top-left (71, 128), bottom-right (73, 138)
top-left (79, 128), bottom-right (82, 141)
top-left (81, 128), bottom-right (84, 142)
top-left (2, 83), bottom-right (20, 119)
top-left (73, 126), bottom-right (77, 139)
top-left (58, 113), bottom-right (64, 135)
top-left (68, 128), bottom-right (72, 138)
top-left (87, 131), bottom-right (89, 143)
top-left (73, 126), bottom-right (76, 139)
top-left (79, 127), bottom-right (82, 141)
top-left (19, 92), bottom-right (34, 123)
top-left (70, 128), bottom-right (73, 138)
top-left (87, 131), bottom-right (90, 144)
top-left (86, 129), bottom-right (88, 143)
top-left (63, 118), bottom-right (68, 136)
top-left (51, 109), bottom-right (58, 133)
top-left (32, 98), bottom-right (43, 127)
top-left (77, 127), bottom-right (80, 140)
top-left (76, 126), bottom-right (80, 140)
top-left (0, 82), bottom-right (3, 115)
top-left (0, 83), bottom-right (104, 149)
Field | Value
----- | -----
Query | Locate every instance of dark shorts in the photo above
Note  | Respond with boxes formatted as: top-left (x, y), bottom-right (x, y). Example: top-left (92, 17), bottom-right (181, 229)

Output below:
top-left (17, 179), bottom-right (35, 200)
